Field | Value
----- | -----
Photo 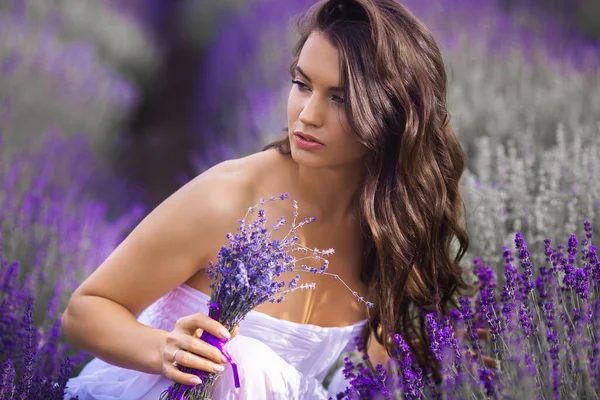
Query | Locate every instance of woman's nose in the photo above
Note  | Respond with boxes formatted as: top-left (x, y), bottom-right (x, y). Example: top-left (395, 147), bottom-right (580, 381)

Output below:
top-left (298, 95), bottom-right (325, 127)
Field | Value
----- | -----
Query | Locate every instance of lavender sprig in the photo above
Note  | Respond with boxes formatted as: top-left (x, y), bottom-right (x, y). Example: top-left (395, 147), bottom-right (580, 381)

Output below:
top-left (161, 194), bottom-right (373, 399)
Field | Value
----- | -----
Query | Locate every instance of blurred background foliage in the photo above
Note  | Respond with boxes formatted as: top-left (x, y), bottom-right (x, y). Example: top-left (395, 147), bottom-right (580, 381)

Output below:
top-left (0, 0), bottom-right (599, 388)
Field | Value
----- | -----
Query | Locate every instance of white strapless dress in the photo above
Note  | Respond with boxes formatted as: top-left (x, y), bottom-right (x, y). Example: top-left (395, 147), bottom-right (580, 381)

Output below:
top-left (64, 284), bottom-right (365, 399)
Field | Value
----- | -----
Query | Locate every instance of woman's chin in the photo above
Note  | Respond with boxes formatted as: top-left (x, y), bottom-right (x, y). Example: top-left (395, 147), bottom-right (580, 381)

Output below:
top-left (290, 147), bottom-right (327, 168)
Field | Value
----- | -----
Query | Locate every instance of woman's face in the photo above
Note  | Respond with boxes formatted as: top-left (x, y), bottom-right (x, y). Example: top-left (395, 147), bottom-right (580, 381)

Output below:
top-left (287, 31), bottom-right (368, 169)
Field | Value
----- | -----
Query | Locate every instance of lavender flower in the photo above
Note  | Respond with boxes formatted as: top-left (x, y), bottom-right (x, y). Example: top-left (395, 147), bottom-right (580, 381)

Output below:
top-left (584, 220), bottom-right (593, 241)
top-left (0, 358), bottom-right (16, 399)
top-left (425, 314), bottom-right (444, 363)
top-left (478, 367), bottom-right (496, 397)
top-left (0, 123), bottom-right (145, 399)
top-left (0, 281), bottom-right (79, 400)
top-left (589, 300), bottom-right (600, 394)
top-left (161, 195), bottom-right (372, 400)
top-left (337, 356), bottom-right (390, 400)
top-left (518, 303), bottom-right (532, 339)
top-left (473, 258), bottom-right (497, 291)
top-left (515, 233), bottom-right (534, 295)
top-left (568, 234), bottom-right (579, 266)
top-left (587, 245), bottom-right (600, 293)
top-left (392, 333), bottom-right (423, 399)
top-left (336, 222), bottom-right (600, 399)
top-left (544, 239), bottom-right (556, 267)
top-left (480, 288), bottom-right (502, 357)
top-left (473, 258), bottom-right (497, 330)
top-left (500, 246), bottom-right (518, 325)
top-left (459, 296), bottom-right (482, 354)
top-left (16, 297), bottom-right (36, 396)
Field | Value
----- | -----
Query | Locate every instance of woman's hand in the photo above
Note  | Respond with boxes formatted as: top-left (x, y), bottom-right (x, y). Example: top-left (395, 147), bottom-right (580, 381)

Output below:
top-left (159, 313), bottom-right (240, 386)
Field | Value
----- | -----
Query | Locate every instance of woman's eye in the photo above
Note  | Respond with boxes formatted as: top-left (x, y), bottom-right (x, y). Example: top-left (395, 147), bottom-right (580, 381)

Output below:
top-left (291, 79), bottom-right (344, 104)
top-left (332, 95), bottom-right (345, 105)
top-left (291, 79), bottom-right (309, 91)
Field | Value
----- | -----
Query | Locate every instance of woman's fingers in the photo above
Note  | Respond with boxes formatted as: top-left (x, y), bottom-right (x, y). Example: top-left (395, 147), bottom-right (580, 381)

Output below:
top-left (182, 335), bottom-right (228, 365)
top-left (161, 314), bottom-right (239, 386)
top-left (170, 346), bottom-right (226, 373)
top-left (163, 358), bottom-right (204, 387)
top-left (176, 313), bottom-right (230, 340)
top-left (193, 324), bottom-right (240, 341)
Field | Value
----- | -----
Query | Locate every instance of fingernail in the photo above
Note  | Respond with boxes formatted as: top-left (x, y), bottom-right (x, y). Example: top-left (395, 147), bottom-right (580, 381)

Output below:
top-left (190, 377), bottom-right (202, 385)
top-left (219, 328), bottom-right (231, 339)
top-left (221, 355), bottom-right (228, 364)
top-left (214, 364), bottom-right (225, 372)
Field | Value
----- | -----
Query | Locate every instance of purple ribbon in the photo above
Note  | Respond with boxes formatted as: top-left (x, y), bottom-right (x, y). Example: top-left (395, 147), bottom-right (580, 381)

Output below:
top-left (200, 302), bottom-right (240, 388)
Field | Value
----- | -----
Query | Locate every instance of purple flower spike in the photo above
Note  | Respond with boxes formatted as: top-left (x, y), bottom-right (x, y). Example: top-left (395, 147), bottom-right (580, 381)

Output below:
top-left (337, 351), bottom-right (390, 400)
top-left (459, 296), bottom-right (482, 352)
top-left (478, 367), bottom-right (496, 396)
top-left (0, 358), bottom-right (16, 399)
top-left (16, 296), bottom-right (37, 397)
top-left (584, 220), bottom-right (593, 241)
top-left (480, 288), bottom-right (502, 356)
top-left (514, 233), bottom-right (534, 294)
top-left (473, 258), bottom-right (497, 290)
top-left (542, 299), bottom-right (561, 398)
top-left (518, 303), bottom-right (532, 338)
top-left (425, 313), bottom-right (444, 363)
top-left (572, 268), bottom-right (589, 300)
top-left (393, 333), bottom-right (423, 400)
top-left (501, 246), bottom-right (518, 322)
top-left (587, 246), bottom-right (600, 291)
top-left (567, 234), bottom-right (579, 266)
top-left (590, 300), bottom-right (600, 394)
top-left (544, 238), bottom-right (556, 267)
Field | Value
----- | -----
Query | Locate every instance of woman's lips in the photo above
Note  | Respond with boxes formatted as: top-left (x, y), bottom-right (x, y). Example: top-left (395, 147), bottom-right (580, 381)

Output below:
top-left (293, 133), bottom-right (325, 150)
top-left (293, 131), bottom-right (324, 145)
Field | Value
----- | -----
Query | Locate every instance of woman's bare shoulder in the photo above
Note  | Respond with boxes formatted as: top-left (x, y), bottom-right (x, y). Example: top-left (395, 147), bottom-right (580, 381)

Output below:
top-left (191, 148), bottom-right (290, 197)
top-left (173, 159), bottom-right (260, 232)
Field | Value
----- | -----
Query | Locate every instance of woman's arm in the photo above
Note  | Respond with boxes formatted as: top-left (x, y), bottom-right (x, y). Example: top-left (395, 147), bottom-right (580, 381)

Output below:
top-left (62, 160), bottom-right (253, 375)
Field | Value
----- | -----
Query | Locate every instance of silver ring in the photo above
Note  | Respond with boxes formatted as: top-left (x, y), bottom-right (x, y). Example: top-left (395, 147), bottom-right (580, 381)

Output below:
top-left (172, 348), bottom-right (183, 364)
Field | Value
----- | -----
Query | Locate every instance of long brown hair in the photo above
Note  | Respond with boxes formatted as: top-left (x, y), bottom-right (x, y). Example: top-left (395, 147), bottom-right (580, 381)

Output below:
top-left (264, 0), bottom-right (473, 376)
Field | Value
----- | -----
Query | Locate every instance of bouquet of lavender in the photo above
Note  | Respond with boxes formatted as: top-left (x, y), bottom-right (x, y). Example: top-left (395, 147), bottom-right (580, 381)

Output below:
top-left (161, 193), bottom-right (371, 400)
top-left (336, 220), bottom-right (600, 399)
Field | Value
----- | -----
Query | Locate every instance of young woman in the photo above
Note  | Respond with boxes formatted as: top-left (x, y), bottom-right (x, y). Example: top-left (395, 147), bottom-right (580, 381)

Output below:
top-left (62, 0), bottom-right (471, 398)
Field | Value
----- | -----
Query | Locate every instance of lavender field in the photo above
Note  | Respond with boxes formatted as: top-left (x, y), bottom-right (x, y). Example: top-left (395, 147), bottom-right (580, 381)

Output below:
top-left (1, 0), bottom-right (599, 398)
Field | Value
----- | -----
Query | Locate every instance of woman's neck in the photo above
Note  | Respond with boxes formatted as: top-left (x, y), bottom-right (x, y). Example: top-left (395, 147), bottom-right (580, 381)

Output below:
top-left (293, 161), bottom-right (366, 224)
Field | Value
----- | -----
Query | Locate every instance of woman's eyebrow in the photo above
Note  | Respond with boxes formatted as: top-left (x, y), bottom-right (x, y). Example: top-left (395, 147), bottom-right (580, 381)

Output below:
top-left (295, 66), bottom-right (343, 92)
